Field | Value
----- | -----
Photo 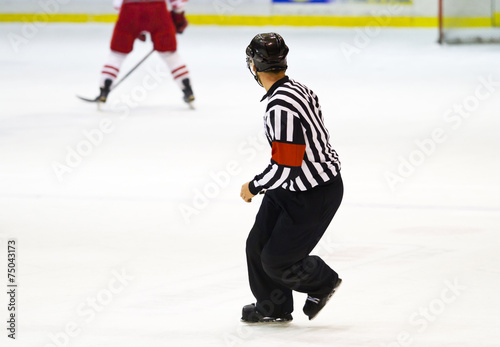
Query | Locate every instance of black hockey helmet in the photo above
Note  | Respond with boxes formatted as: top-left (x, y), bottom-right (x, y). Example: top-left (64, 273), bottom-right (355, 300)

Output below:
top-left (246, 33), bottom-right (289, 73)
top-left (246, 33), bottom-right (288, 72)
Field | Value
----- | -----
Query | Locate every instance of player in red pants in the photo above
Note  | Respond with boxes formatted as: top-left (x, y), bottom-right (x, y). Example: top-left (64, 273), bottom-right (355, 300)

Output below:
top-left (97, 0), bottom-right (194, 106)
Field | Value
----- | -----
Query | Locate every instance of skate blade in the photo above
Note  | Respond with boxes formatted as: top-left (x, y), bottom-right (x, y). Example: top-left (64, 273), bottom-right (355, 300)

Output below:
top-left (241, 317), bottom-right (293, 324)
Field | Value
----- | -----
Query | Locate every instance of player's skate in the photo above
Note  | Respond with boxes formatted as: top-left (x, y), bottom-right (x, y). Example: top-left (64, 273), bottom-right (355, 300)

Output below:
top-left (181, 78), bottom-right (195, 107)
top-left (241, 303), bottom-right (293, 323)
top-left (303, 278), bottom-right (342, 320)
top-left (77, 79), bottom-right (112, 103)
top-left (98, 79), bottom-right (112, 103)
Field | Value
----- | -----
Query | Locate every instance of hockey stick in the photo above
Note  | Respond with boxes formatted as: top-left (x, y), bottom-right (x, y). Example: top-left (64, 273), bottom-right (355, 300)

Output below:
top-left (111, 48), bottom-right (155, 90)
top-left (77, 49), bottom-right (155, 102)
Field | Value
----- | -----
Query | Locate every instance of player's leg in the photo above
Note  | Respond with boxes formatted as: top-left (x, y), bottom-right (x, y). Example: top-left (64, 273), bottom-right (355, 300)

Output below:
top-left (97, 5), bottom-right (139, 102)
top-left (243, 193), bottom-right (294, 322)
top-left (158, 51), bottom-right (194, 104)
top-left (148, 2), bottom-right (195, 104)
top-left (98, 51), bottom-right (128, 102)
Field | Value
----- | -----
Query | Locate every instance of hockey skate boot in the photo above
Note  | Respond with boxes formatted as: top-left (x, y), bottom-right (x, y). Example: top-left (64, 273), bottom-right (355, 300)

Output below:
top-left (303, 278), bottom-right (342, 320)
top-left (98, 79), bottom-right (112, 103)
top-left (241, 303), bottom-right (293, 323)
top-left (181, 78), bottom-right (195, 104)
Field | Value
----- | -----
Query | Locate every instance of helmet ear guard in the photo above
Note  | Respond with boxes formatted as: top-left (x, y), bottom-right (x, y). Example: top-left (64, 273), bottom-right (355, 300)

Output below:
top-left (246, 45), bottom-right (255, 60)
top-left (246, 51), bottom-right (263, 87)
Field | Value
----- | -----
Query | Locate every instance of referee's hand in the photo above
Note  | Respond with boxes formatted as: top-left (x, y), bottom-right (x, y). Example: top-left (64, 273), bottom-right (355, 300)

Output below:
top-left (240, 182), bottom-right (255, 203)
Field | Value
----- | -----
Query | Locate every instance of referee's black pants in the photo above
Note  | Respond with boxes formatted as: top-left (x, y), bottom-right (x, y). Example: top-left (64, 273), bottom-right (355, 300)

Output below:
top-left (246, 175), bottom-right (343, 317)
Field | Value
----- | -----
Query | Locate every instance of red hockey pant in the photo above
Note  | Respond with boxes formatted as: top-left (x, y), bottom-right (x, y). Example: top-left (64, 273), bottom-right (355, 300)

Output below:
top-left (110, 2), bottom-right (177, 53)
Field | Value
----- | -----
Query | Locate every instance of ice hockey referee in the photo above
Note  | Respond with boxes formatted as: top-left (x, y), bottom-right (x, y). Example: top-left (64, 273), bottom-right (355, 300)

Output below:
top-left (240, 32), bottom-right (344, 323)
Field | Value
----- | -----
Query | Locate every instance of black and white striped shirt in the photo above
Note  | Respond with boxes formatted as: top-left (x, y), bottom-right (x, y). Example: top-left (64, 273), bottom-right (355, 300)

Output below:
top-left (248, 76), bottom-right (341, 195)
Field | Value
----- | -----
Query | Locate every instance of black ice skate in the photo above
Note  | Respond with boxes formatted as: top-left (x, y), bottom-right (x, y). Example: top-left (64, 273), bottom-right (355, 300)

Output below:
top-left (241, 303), bottom-right (293, 323)
top-left (98, 79), bottom-right (113, 103)
top-left (303, 278), bottom-right (342, 320)
top-left (76, 79), bottom-right (112, 103)
top-left (181, 78), bottom-right (195, 105)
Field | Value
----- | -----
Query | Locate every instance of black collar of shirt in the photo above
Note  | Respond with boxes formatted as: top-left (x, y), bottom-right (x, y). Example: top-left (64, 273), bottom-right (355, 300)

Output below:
top-left (260, 76), bottom-right (290, 102)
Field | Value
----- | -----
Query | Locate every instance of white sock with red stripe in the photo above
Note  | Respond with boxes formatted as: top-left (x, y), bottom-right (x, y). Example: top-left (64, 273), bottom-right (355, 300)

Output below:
top-left (100, 50), bottom-right (127, 88)
top-left (158, 51), bottom-right (190, 90)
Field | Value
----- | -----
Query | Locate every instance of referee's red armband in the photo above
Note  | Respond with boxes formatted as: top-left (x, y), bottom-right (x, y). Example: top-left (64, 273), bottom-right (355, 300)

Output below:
top-left (271, 142), bottom-right (306, 167)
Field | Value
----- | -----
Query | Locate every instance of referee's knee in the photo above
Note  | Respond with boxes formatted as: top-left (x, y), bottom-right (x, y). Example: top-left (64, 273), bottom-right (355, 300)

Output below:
top-left (261, 252), bottom-right (289, 282)
top-left (245, 230), bottom-right (261, 259)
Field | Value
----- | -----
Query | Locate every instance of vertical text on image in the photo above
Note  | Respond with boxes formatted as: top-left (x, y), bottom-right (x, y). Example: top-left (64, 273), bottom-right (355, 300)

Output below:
top-left (6, 239), bottom-right (18, 340)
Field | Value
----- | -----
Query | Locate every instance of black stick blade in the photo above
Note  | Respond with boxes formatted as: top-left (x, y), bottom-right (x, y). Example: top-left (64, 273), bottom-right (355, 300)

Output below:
top-left (76, 95), bottom-right (101, 103)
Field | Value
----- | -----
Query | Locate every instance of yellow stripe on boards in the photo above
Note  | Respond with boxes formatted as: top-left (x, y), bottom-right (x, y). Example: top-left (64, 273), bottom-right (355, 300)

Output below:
top-left (0, 13), bottom-right (118, 23)
top-left (0, 13), bottom-right (497, 28)
top-left (187, 15), bottom-right (415, 27)
top-left (441, 16), bottom-right (495, 28)
top-left (494, 13), bottom-right (500, 26)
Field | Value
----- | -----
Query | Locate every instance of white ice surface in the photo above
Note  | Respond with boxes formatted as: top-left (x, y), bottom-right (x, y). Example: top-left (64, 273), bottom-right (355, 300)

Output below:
top-left (0, 24), bottom-right (500, 347)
